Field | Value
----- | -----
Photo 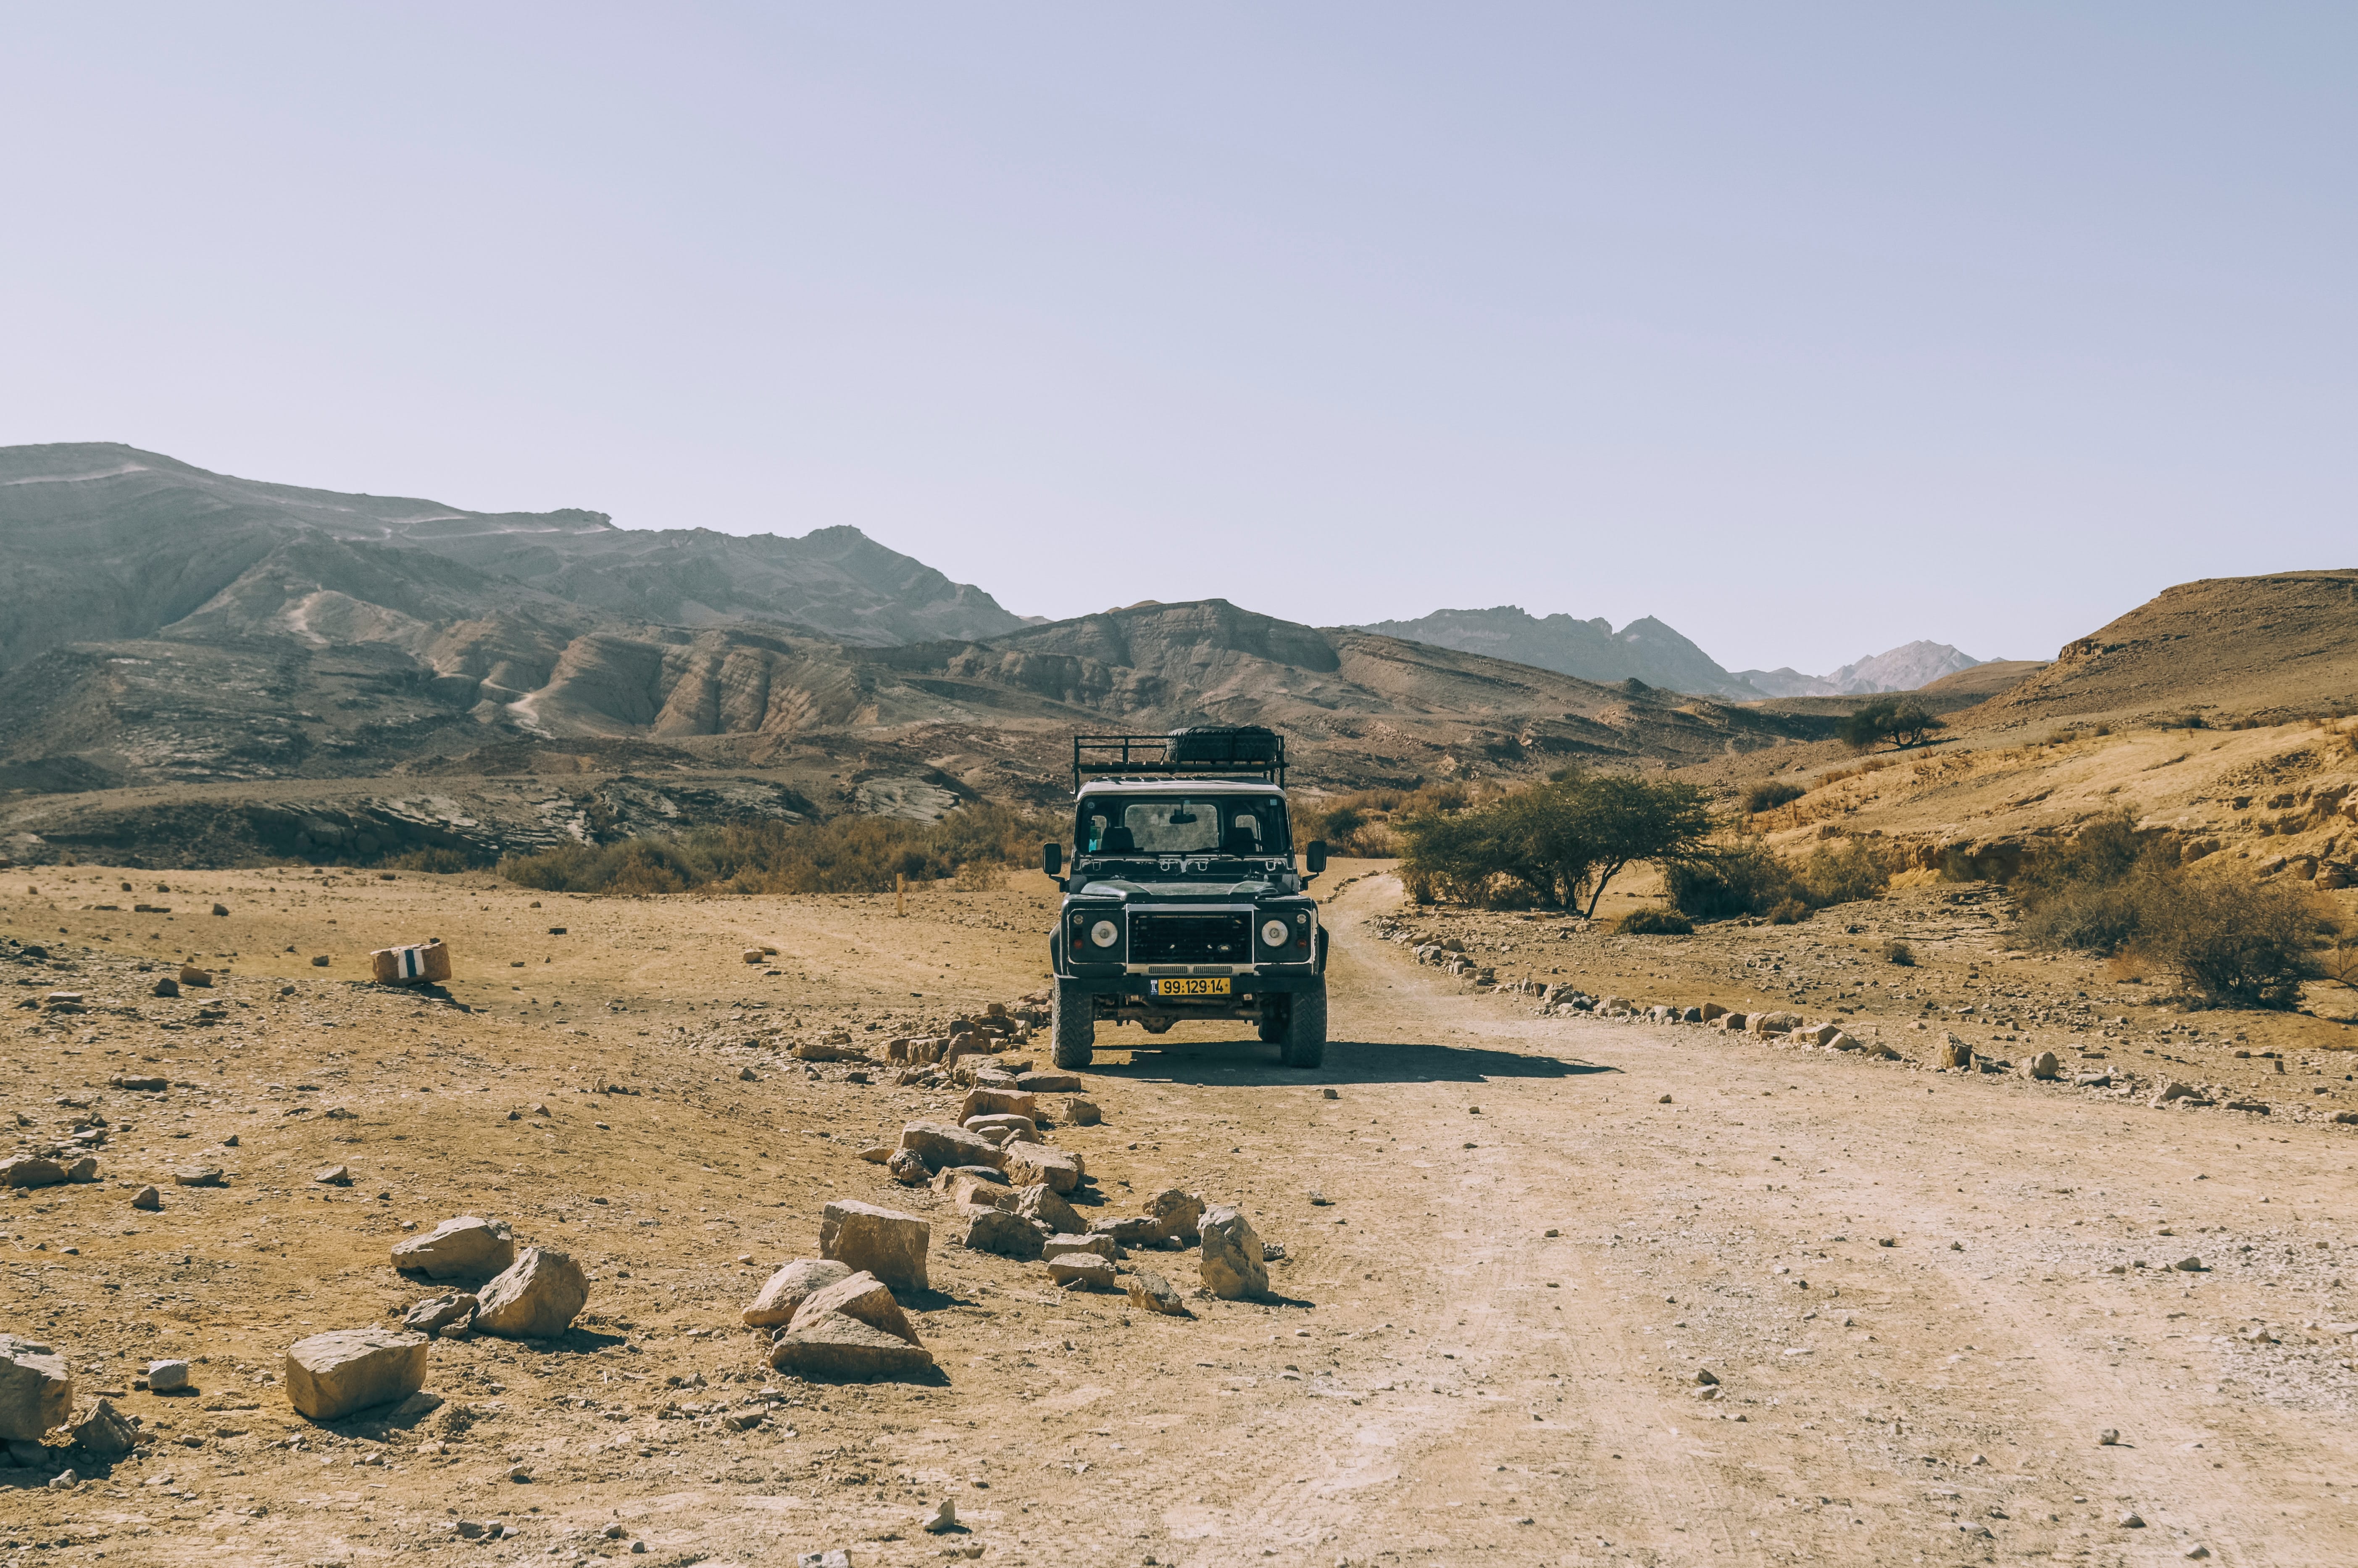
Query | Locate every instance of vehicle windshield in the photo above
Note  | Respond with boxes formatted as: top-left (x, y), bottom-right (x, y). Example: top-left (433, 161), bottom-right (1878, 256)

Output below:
top-left (1077, 796), bottom-right (1290, 858)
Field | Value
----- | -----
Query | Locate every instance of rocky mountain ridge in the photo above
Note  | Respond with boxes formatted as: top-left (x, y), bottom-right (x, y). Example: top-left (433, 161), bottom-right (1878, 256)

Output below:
top-left (1362, 604), bottom-right (1982, 700)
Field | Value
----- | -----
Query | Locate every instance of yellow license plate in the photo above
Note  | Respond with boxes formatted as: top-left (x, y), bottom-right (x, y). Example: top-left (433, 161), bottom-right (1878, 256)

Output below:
top-left (1154, 976), bottom-right (1231, 997)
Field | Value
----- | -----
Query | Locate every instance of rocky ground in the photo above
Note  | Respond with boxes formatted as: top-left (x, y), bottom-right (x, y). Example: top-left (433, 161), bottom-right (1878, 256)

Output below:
top-left (3, 861), bottom-right (2356, 1567)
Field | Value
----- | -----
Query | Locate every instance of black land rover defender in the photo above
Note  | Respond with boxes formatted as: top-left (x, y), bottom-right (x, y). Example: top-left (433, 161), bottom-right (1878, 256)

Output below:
top-left (1042, 728), bottom-right (1329, 1069)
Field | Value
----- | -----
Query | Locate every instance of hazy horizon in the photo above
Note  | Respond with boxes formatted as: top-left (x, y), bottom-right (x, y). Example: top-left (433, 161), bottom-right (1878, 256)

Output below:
top-left (7, 5), bottom-right (2352, 671)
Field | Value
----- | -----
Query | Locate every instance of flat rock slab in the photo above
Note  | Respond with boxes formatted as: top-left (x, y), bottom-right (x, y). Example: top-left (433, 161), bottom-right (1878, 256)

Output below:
top-left (743, 1260), bottom-right (855, 1328)
top-left (1043, 1233), bottom-right (1116, 1261)
top-left (898, 1121), bottom-right (1002, 1173)
top-left (284, 1329), bottom-right (429, 1421)
top-left (403, 1293), bottom-right (479, 1337)
top-left (1047, 1254), bottom-right (1118, 1290)
top-left (0, 1158), bottom-right (66, 1189)
top-left (392, 1215), bottom-right (517, 1282)
top-left (1015, 1071), bottom-right (1084, 1094)
top-left (768, 1312), bottom-right (937, 1381)
top-left (0, 1336), bottom-right (73, 1442)
top-left (820, 1200), bottom-right (931, 1293)
top-left (959, 1087), bottom-right (1037, 1122)
top-left (473, 1247), bottom-right (589, 1338)
top-left (1001, 1140), bottom-right (1083, 1194)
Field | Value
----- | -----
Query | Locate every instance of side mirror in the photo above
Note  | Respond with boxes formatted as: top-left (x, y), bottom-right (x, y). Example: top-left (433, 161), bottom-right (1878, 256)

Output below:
top-left (1042, 841), bottom-right (1063, 875)
top-left (1305, 840), bottom-right (1327, 874)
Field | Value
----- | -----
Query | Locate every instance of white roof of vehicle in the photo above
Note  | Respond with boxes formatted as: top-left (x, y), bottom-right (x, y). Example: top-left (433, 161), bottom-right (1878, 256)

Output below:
top-left (1076, 780), bottom-right (1285, 798)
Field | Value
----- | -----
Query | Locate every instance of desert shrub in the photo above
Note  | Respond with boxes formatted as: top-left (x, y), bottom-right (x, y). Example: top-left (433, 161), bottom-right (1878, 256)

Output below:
top-left (1665, 842), bottom-right (1797, 919)
top-left (1767, 897), bottom-right (1809, 925)
top-left (2011, 811), bottom-right (2180, 953)
top-left (1883, 939), bottom-right (1915, 966)
top-left (1619, 908), bottom-right (1693, 936)
top-left (952, 857), bottom-right (1004, 892)
top-left (1293, 783), bottom-right (1469, 859)
top-left (383, 846), bottom-right (482, 874)
top-left (2134, 877), bottom-right (2322, 1009)
top-left (2016, 880), bottom-right (2146, 955)
top-left (1743, 779), bottom-right (1806, 814)
top-left (499, 800), bottom-right (1059, 896)
top-left (2009, 810), bottom-right (2326, 1007)
top-left (1794, 842), bottom-right (1890, 906)
top-left (1837, 697), bottom-right (1945, 752)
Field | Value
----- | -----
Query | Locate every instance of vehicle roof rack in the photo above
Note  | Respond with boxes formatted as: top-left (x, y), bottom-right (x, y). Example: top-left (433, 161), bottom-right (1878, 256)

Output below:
top-left (1073, 728), bottom-right (1286, 790)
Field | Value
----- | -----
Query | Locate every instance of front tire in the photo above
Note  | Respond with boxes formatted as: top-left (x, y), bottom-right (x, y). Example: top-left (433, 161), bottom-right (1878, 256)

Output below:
top-left (1051, 981), bottom-right (1095, 1069)
top-left (1279, 981), bottom-right (1326, 1068)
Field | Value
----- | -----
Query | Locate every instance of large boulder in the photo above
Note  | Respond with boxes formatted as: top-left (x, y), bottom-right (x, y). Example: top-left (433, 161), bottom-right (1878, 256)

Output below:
top-left (787, 1271), bottom-right (920, 1345)
top-left (472, 1247), bottom-right (589, 1339)
top-left (742, 1260), bottom-right (854, 1328)
top-left (897, 1121), bottom-right (1003, 1173)
top-left (390, 1216), bottom-right (516, 1281)
top-left (1146, 1188), bottom-right (1205, 1244)
top-left (768, 1315), bottom-right (936, 1380)
top-left (1013, 1183), bottom-right (1083, 1235)
top-left (1001, 1140), bottom-right (1084, 1194)
top-left (819, 1200), bottom-right (931, 1293)
top-left (0, 1336), bottom-right (72, 1441)
top-left (1200, 1205), bottom-right (1269, 1299)
top-left (284, 1329), bottom-right (429, 1421)
top-left (961, 1208), bottom-right (1045, 1261)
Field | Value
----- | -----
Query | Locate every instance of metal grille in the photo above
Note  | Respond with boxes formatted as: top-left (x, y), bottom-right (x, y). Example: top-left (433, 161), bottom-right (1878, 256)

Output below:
top-left (1129, 913), bottom-right (1252, 965)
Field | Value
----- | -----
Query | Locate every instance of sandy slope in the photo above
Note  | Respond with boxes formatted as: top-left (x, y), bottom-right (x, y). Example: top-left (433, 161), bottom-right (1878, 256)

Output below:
top-left (3, 865), bottom-right (2355, 1566)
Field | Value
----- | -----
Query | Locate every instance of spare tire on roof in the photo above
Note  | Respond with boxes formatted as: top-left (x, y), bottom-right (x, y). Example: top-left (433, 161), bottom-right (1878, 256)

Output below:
top-left (1166, 726), bottom-right (1282, 766)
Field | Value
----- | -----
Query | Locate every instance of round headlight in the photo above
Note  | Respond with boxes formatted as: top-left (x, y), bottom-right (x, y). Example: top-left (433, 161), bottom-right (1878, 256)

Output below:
top-left (1088, 919), bottom-right (1120, 949)
top-left (1261, 918), bottom-right (1291, 947)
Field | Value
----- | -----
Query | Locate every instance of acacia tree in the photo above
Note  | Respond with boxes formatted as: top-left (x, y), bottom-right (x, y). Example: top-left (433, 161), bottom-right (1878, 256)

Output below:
top-left (1397, 770), bottom-right (1715, 912)
top-left (1837, 696), bottom-right (1945, 751)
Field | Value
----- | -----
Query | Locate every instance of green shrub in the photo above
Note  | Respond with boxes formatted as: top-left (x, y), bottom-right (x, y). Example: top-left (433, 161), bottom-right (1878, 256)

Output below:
top-left (1743, 779), bottom-right (1806, 814)
top-left (1883, 939), bottom-right (1915, 966)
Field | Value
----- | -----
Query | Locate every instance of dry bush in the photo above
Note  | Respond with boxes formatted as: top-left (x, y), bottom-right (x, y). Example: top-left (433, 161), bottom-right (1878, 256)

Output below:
top-left (500, 800), bottom-right (1058, 896)
top-left (2132, 878), bottom-right (2324, 1009)
top-left (2010, 810), bottom-right (2326, 1008)
top-left (1618, 908), bottom-right (1694, 936)
top-left (1883, 939), bottom-right (1915, 966)
top-left (1743, 780), bottom-right (1806, 814)
top-left (1766, 897), bottom-right (1809, 925)
top-left (1795, 842), bottom-right (1890, 906)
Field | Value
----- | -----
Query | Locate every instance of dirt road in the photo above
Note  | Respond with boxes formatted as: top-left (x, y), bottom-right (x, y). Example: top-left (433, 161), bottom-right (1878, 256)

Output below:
top-left (5, 865), bottom-right (2355, 1566)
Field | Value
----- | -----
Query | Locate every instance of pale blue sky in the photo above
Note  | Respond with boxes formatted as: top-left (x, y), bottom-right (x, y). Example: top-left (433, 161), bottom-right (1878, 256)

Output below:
top-left (6, 5), bottom-right (2351, 672)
